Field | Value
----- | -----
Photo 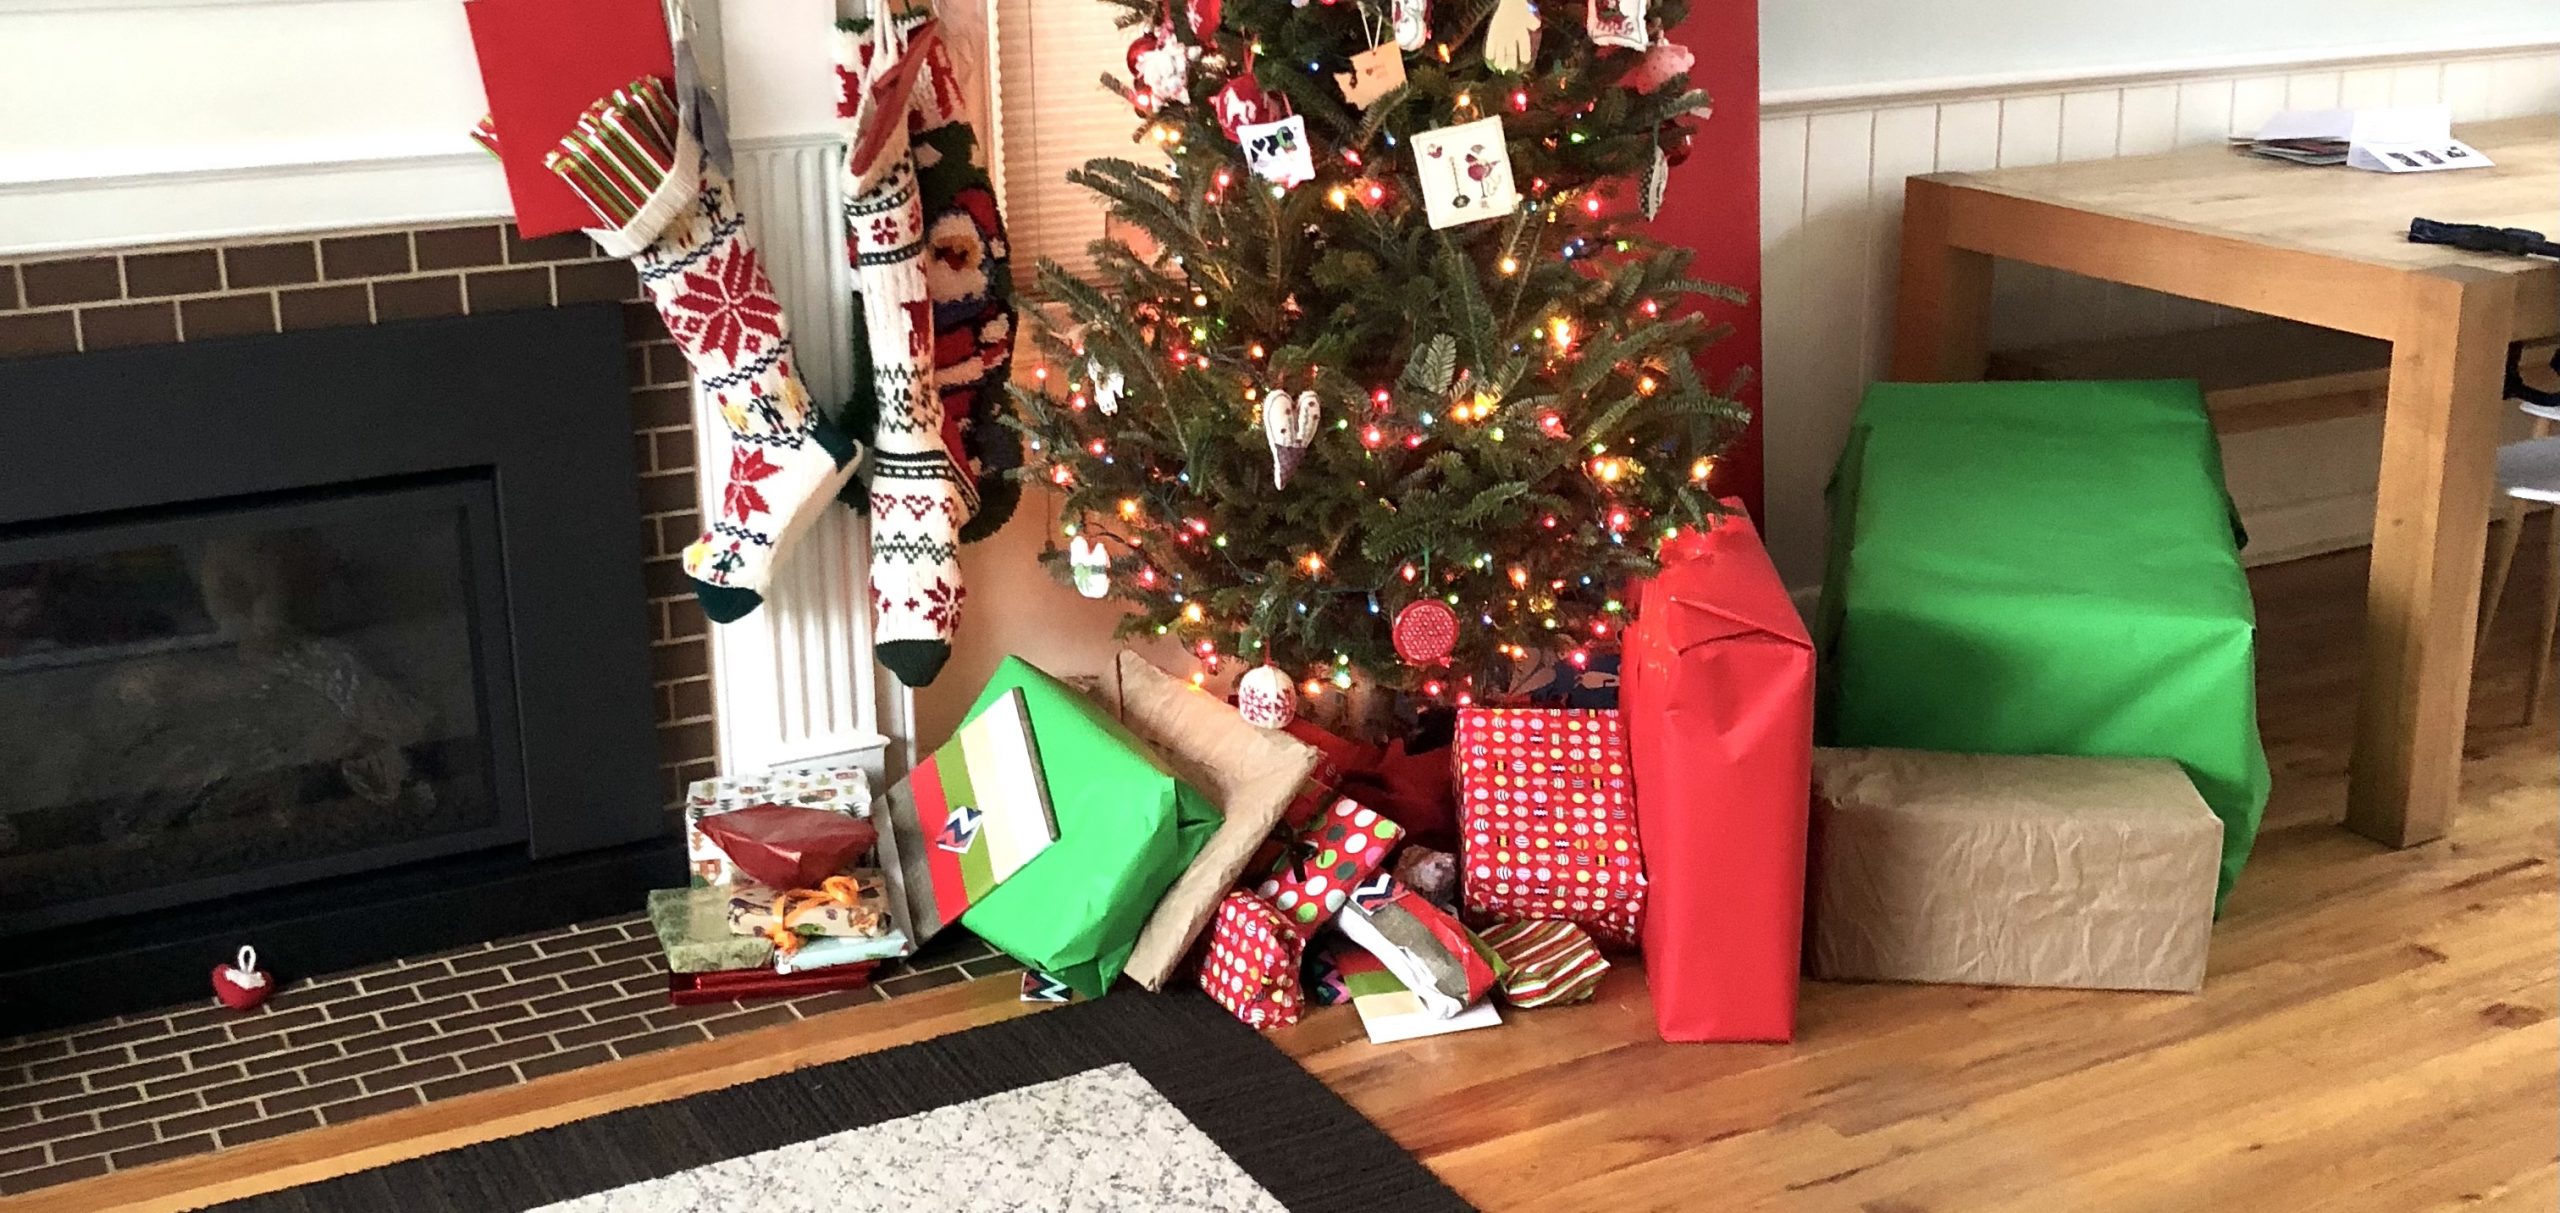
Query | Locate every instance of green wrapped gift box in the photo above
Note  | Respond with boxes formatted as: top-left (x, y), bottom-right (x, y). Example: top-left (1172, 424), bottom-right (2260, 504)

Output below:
top-left (1816, 380), bottom-right (2270, 908)
top-left (954, 657), bottom-right (1220, 998)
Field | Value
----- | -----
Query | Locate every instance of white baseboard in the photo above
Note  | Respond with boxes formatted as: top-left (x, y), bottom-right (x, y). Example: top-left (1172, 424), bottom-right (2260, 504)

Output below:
top-left (2238, 494), bottom-right (2379, 567)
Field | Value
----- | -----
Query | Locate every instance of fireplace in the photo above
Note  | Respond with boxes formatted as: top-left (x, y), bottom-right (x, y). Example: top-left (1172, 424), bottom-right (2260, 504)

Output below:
top-left (0, 304), bottom-right (674, 1031)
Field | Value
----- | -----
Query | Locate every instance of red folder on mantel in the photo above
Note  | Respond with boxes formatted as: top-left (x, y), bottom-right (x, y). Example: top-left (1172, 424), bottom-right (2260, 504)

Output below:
top-left (1617, 502), bottom-right (1814, 1042)
top-left (463, 0), bottom-right (676, 237)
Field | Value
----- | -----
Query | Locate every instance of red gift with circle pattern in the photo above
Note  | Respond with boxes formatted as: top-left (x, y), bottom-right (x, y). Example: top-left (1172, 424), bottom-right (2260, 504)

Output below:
top-left (1198, 890), bottom-right (1305, 1031)
top-left (1455, 708), bottom-right (1646, 948)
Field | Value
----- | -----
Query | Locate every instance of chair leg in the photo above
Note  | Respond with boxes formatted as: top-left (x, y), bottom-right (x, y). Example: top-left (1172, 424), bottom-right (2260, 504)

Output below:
top-left (2530, 511), bottom-right (2560, 727)
top-left (2480, 497), bottom-right (2528, 646)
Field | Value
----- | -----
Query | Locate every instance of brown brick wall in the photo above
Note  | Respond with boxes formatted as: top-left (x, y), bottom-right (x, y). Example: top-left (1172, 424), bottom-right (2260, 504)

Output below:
top-left (0, 224), bottom-right (716, 803)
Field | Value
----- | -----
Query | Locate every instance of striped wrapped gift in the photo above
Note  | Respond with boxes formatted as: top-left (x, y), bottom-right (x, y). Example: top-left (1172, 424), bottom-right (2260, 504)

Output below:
top-left (1478, 919), bottom-right (1610, 1007)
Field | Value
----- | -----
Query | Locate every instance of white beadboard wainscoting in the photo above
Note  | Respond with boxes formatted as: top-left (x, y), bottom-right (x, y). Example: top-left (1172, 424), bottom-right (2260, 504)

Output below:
top-left (1756, 42), bottom-right (2560, 588)
top-left (712, 136), bottom-right (913, 779)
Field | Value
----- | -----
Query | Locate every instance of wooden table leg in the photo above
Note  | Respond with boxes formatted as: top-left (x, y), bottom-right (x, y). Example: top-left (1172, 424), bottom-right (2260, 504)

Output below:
top-left (1890, 177), bottom-right (1994, 383)
top-left (2347, 268), bottom-right (2517, 847)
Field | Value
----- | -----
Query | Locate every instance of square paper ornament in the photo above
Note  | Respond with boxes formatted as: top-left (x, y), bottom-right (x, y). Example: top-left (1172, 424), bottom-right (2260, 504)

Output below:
top-left (1334, 43), bottom-right (1407, 109)
top-left (1411, 116), bottom-right (1518, 229)
top-left (1587, 0), bottom-right (1649, 50)
top-left (1239, 114), bottom-right (1317, 187)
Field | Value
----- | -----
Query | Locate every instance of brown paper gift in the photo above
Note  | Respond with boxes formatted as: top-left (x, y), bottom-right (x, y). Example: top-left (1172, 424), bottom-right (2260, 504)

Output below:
top-left (1108, 652), bottom-right (1322, 991)
top-left (1808, 748), bottom-right (2220, 993)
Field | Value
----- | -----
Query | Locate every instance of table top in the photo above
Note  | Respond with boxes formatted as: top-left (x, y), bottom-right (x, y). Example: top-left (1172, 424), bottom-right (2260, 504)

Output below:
top-left (1930, 116), bottom-right (2559, 278)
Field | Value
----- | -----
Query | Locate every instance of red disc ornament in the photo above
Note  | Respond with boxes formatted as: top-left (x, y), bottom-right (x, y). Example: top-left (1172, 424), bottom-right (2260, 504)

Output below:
top-left (1393, 599), bottom-right (1460, 666)
top-left (1210, 68), bottom-right (1277, 142)
top-left (1187, 0), bottom-right (1222, 41)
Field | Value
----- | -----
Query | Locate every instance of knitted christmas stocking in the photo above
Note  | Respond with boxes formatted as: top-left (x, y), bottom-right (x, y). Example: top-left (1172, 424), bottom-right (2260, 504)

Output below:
top-left (837, 14), bottom-right (1021, 545)
top-left (543, 78), bottom-right (861, 624)
top-left (839, 15), bottom-right (968, 687)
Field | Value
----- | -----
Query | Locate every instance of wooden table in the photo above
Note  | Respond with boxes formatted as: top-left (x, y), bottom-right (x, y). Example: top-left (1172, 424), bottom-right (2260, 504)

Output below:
top-left (1893, 116), bottom-right (2560, 849)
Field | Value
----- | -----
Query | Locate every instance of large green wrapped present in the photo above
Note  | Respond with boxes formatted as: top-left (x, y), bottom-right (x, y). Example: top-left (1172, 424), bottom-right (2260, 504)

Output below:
top-left (954, 657), bottom-right (1220, 997)
top-left (1816, 380), bottom-right (2270, 908)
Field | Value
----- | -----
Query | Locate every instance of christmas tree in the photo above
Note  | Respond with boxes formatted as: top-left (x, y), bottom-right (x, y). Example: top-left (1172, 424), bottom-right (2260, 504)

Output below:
top-left (1010, 0), bottom-right (1745, 719)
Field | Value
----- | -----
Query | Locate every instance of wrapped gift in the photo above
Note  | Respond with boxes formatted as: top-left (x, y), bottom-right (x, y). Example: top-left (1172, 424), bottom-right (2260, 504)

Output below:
top-left (667, 965), bottom-right (877, 1006)
top-left (1477, 919), bottom-right (1609, 1007)
top-left (1198, 890), bottom-right (1306, 1030)
top-left (875, 689), bottom-right (1062, 944)
top-left (1619, 505), bottom-right (1814, 1042)
top-left (1302, 940), bottom-right (1353, 1007)
top-left (945, 657), bottom-right (1220, 999)
top-left (1808, 748), bottom-right (2221, 992)
top-left (725, 874), bottom-right (893, 943)
top-left (685, 764), bottom-right (873, 887)
top-left (1107, 652), bottom-right (1321, 991)
top-left (775, 928), bottom-right (913, 975)
top-left (1339, 873), bottom-right (1499, 1020)
top-left (1453, 709), bottom-right (1644, 948)
top-left (1334, 945), bottom-right (1502, 1044)
top-left (1250, 797), bottom-right (1401, 939)
top-left (698, 806), bottom-right (878, 892)
top-left (648, 886), bottom-right (775, 974)
top-left (1817, 381), bottom-right (2269, 907)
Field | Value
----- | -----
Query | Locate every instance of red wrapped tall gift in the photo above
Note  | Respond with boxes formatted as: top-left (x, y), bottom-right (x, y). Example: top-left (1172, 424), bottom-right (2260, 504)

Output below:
top-left (1454, 709), bottom-right (1645, 948)
top-left (1619, 504), bottom-right (1814, 1042)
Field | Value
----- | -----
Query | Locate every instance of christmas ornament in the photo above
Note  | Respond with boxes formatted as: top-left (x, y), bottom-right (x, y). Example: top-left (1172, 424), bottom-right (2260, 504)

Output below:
top-left (1238, 114), bottom-right (1316, 187)
top-left (1484, 0), bottom-right (1540, 72)
top-left (1186, 0), bottom-right (1221, 41)
top-left (1587, 0), bottom-right (1648, 51)
top-left (1390, 0), bottom-right (1429, 51)
top-left (1642, 140), bottom-right (1669, 219)
top-left (1069, 536), bottom-right (1111, 598)
top-left (1411, 116), bottom-right (1518, 229)
top-left (1663, 121), bottom-right (1698, 167)
top-left (1237, 664), bottom-right (1299, 729)
top-left (1334, 43), bottom-right (1407, 109)
top-left (1624, 39), bottom-right (1693, 92)
top-left (1263, 388), bottom-right (1320, 488)
top-left (1210, 69), bottom-right (1278, 143)
top-left (1393, 599), bottom-right (1460, 665)
top-left (1087, 359), bottom-right (1125, 415)
top-left (211, 945), bottom-right (272, 1012)
top-left (1127, 24), bottom-right (1191, 114)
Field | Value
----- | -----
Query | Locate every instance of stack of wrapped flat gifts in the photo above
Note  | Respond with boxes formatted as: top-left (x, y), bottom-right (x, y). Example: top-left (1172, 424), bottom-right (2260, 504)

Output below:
top-left (650, 689), bottom-right (1060, 1004)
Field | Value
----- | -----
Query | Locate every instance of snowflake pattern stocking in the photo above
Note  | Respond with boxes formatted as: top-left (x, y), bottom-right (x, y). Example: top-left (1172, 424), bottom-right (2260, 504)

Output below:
top-left (840, 14), bottom-right (969, 687)
top-left (542, 79), bottom-right (860, 624)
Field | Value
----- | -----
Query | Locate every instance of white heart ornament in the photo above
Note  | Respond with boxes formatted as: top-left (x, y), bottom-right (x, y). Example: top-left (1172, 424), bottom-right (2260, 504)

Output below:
top-left (1069, 536), bottom-right (1111, 598)
top-left (1264, 390), bottom-right (1321, 488)
top-left (1087, 359), bottom-right (1124, 415)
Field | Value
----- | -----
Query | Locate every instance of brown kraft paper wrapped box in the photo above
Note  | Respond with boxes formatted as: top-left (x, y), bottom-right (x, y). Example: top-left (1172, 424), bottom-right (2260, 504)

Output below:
top-left (1807, 749), bottom-right (2221, 993)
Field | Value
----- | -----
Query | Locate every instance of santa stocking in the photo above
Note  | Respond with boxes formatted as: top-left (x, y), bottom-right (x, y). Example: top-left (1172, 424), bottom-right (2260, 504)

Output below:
top-left (543, 77), bottom-right (861, 624)
top-left (839, 15), bottom-right (969, 687)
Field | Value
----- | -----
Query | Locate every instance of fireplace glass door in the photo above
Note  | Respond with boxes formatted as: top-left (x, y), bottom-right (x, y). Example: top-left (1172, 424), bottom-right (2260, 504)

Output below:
top-left (0, 477), bottom-right (525, 934)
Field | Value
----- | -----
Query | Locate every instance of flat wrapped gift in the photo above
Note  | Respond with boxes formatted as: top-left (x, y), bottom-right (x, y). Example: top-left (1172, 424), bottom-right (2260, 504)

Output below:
top-left (946, 657), bottom-right (1221, 999)
top-left (724, 874), bottom-right (893, 941)
top-left (1478, 919), bottom-right (1609, 1007)
top-left (685, 764), bottom-right (873, 887)
top-left (648, 886), bottom-right (775, 974)
top-left (1807, 748), bottom-right (2222, 993)
top-left (1817, 381), bottom-right (2269, 908)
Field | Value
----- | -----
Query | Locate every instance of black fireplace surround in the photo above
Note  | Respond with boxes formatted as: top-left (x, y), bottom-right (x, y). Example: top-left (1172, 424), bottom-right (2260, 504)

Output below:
top-left (0, 305), bottom-right (675, 1032)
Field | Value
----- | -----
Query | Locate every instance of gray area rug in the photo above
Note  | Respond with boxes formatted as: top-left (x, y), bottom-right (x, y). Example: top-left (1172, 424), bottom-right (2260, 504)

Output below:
top-left (220, 989), bottom-right (1473, 1212)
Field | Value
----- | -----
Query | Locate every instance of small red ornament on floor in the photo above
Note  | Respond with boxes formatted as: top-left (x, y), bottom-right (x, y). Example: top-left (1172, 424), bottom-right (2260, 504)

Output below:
top-left (211, 946), bottom-right (272, 1012)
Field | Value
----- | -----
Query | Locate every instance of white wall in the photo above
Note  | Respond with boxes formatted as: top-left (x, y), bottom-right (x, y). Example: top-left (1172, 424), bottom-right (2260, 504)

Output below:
top-left (1764, 0), bottom-right (2560, 95)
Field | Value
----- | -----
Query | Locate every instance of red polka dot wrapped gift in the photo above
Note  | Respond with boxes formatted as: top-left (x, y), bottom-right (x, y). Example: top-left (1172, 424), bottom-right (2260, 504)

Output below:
top-left (1251, 798), bottom-right (1404, 939)
top-left (1198, 890), bottom-right (1305, 1030)
top-left (1454, 709), bottom-right (1646, 949)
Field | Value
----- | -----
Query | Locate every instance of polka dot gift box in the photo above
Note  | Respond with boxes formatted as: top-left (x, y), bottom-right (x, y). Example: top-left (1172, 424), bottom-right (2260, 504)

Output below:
top-left (1198, 890), bottom-right (1306, 1030)
top-left (1455, 709), bottom-right (1647, 948)
top-left (1253, 798), bottom-right (1403, 941)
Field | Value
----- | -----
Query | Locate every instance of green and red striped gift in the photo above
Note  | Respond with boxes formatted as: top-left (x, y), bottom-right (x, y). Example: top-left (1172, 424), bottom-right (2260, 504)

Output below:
top-left (1478, 918), bottom-right (1611, 1007)
top-left (876, 688), bottom-right (1060, 941)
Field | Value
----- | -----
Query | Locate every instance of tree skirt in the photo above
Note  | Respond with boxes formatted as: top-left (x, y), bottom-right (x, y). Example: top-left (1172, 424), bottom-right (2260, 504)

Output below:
top-left (215, 991), bottom-right (1471, 1213)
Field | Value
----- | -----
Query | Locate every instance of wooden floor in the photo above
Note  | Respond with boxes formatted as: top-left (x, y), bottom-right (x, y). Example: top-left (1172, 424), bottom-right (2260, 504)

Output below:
top-left (10, 541), bottom-right (2555, 1213)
